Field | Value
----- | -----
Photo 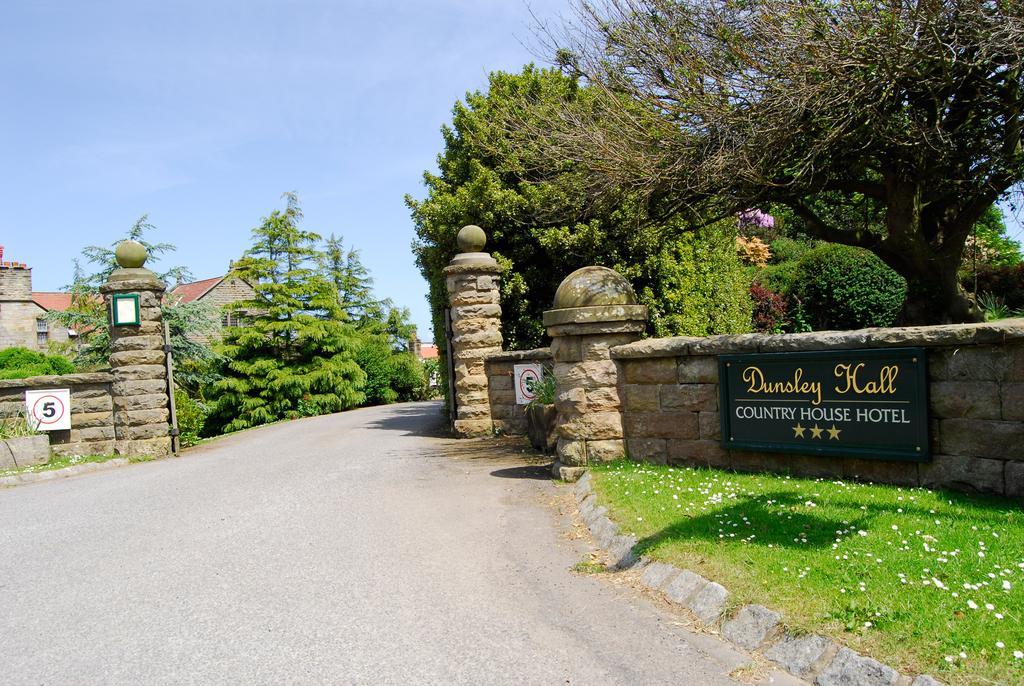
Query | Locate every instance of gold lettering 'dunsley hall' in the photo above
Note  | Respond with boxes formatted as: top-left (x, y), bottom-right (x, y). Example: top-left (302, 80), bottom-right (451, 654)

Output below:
top-left (832, 363), bottom-right (899, 395)
top-left (742, 366), bottom-right (823, 405)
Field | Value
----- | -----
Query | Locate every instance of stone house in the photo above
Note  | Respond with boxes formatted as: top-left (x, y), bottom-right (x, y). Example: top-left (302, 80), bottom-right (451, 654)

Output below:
top-left (0, 248), bottom-right (76, 351)
top-left (168, 272), bottom-right (257, 339)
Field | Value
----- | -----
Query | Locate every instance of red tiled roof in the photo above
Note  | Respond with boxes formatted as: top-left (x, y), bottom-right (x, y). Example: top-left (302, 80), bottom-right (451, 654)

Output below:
top-left (420, 344), bottom-right (439, 359)
top-left (32, 292), bottom-right (73, 312)
top-left (170, 276), bottom-right (223, 304)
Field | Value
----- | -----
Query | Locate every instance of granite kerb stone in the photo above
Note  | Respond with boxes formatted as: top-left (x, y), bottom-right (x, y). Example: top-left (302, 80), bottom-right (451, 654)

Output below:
top-left (570, 472), bottom-right (945, 686)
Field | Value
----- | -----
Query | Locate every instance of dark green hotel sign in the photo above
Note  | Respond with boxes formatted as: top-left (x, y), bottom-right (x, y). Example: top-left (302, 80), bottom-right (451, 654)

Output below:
top-left (718, 348), bottom-right (929, 462)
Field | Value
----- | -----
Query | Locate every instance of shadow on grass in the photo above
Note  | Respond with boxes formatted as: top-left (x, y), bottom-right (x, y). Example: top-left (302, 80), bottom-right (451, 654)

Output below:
top-left (632, 490), bottom-right (874, 556)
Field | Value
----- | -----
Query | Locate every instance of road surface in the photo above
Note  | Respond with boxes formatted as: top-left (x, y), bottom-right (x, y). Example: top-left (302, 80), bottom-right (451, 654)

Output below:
top-left (0, 401), bottom-right (800, 685)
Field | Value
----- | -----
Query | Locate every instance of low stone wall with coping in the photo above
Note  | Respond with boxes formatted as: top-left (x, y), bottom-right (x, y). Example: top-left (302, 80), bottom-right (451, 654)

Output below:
top-left (485, 348), bottom-right (552, 435)
top-left (0, 372), bottom-right (116, 457)
top-left (610, 320), bottom-right (1024, 497)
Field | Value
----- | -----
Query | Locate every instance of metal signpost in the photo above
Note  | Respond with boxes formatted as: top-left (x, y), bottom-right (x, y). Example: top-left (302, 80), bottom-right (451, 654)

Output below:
top-left (719, 348), bottom-right (929, 462)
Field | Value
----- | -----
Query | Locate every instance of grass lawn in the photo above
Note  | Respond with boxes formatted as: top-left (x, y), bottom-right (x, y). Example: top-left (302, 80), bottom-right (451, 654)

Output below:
top-left (590, 461), bottom-right (1023, 686)
top-left (0, 452), bottom-right (152, 479)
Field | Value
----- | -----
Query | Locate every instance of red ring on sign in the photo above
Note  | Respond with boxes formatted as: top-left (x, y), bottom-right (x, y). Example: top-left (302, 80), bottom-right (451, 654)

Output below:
top-left (518, 369), bottom-right (540, 399)
top-left (31, 394), bottom-right (66, 425)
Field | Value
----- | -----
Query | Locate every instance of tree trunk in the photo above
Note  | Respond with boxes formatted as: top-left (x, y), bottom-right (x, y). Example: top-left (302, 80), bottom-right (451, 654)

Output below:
top-left (898, 260), bottom-right (983, 326)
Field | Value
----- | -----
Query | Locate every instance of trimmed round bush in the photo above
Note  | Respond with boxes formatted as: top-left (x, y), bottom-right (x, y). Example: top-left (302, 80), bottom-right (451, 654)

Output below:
top-left (793, 245), bottom-right (907, 330)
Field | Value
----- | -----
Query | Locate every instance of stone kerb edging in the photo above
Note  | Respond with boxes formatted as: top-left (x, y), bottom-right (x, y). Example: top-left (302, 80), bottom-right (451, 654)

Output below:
top-left (0, 458), bottom-right (131, 488)
top-left (571, 473), bottom-right (943, 686)
top-left (610, 319), bottom-right (1024, 359)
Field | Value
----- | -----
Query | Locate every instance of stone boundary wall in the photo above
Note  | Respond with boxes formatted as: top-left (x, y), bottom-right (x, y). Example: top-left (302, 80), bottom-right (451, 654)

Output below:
top-left (485, 348), bottom-right (552, 435)
top-left (610, 320), bottom-right (1024, 497)
top-left (0, 372), bottom-right (116, 457)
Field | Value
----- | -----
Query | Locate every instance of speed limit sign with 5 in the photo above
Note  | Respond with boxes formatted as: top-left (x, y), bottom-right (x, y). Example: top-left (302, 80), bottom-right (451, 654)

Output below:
top-left (24, 389), bottom-right (72, 431)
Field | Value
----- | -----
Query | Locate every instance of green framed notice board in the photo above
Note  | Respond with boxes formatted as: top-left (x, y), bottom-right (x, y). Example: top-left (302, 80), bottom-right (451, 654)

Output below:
top-left (718, 347), bottom-right (930, 462)
top-left (111, 293), bottom-right (141, 327)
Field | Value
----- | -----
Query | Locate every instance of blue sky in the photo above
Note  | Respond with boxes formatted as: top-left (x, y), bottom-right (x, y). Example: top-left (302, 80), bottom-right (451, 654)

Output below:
top-left (3, 1), bottom-right (1022, 343)
top-left (0, 0), bottom-right (568, 340)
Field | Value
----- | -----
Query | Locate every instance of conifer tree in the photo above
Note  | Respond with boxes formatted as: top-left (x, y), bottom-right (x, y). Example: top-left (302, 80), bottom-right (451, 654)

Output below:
top-left (208, 194), bottom-right (366, 432)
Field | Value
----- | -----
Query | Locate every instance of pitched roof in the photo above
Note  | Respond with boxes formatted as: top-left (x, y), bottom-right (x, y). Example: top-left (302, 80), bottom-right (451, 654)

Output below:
top-left (419, 344), bottom-right (439, 359)
top-left (170, 276), bottom-right (224, 304)
top-left (31, 292), bottom-right (73, 312)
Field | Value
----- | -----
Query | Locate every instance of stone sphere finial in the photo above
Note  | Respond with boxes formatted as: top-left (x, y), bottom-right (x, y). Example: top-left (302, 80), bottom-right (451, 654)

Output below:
top-left (114, 240), bottom-right (148, 269)
top-left (456, 225), bottom-right (487, 253)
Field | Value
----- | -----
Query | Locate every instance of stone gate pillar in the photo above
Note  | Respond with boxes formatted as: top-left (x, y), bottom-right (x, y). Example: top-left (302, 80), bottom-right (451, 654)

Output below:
top-left (99, 240), bottom-right (171, 457)
top-left (443, 225), bottom-right (503, 437)
top-left (544, 267), bottom-right (647, 481)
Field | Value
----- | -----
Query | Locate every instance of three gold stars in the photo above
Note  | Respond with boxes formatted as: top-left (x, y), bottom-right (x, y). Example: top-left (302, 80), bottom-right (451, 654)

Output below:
top-left (791, 423), bottom-right (842, 440)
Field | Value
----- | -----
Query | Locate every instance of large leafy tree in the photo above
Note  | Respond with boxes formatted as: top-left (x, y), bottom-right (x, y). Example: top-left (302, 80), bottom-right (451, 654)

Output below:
top-left (207, 194), bottom-right (366, 433)
top-left (517, 0), bottom-right (1024, 323)
top-left (407, 65), bottom-right (752, 360)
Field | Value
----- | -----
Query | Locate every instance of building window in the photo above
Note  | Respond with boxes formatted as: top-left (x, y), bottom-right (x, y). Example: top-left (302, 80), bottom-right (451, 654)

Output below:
top-left (221, 311), bottom-right (250, 329)
top-left (36, 318), bottom-right (48, 347)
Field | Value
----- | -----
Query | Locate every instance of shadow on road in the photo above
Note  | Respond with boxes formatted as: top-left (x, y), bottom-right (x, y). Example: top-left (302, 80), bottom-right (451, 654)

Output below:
top-left (489, 464), bottom-right (552, 480)
top-left (364, 401), bottom-right (450, 437)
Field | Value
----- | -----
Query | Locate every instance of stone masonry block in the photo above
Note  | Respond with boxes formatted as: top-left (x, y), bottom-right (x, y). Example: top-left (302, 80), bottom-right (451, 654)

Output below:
top-left (929, 346), bottom-right (1010, 382)
top-left (664, 570), bottom-right (708, 606)
top-left (721, 604), bottom-right (781, 650)
top-left (453, 419), bottom-right (492, 437)
top-left (1007, 461), bottom-right (1024, 498)
top-left (581, 334), bottom-right (639, 361)
top-left (563, 360), bottom-right (619, 390)
top-left (113, 389), bottom-right (165, 412)
top-left (450, 303), bottom-right (501, 320)
top-left (626, 438), bottom-right (668, 464)
top-left (558, 412), bottom-right (623, 441)
top-left (816, 647), bottom-right (899, 686)
top-left (919, 454), bottom-right (1005, 494)
top-left (699, 412), bottom-right (720, 440)
top-left (452, 345), bottom-right (501, 361)
top-left (659, 384), bottom-right (717, 412)
top-left (111, 364), bottom-right (166, 381)
top-left (624, 358), bottom-right (677, 384)
top-left (929, 381), bottom-right (1001, 419)
top-left (939, 419), bottom-right (1024, 459)
top-left (108, 350), bottom-right (166, 367)
top-left (111, 335), bottom-right (164, 352)
top-left (455, 403), bottom-right (489, 420)
top-left (71, 426), bottom-right (115, 442)
top-left (488, 374), bottom-right (512, 392)
top-left (551, 336), bottom-right (582, 363)
top-left (624, 384), bottom-right (660, 411)
top-left (112, 379), bottom-right (167, 397)
top-left (71, 396), bottom-right (114, 413)
top-left (584, 387), bottom-right (622, 413)
top-left (765, 633), bottom-right (836, 680)
top-left (625, 411), bottom-right (698, 440)
top-left (125, 409), bottom-right (169, 427)
top-left (677, 356), bottom-right (719, 384)
top-left (586, 439), bottom-right (626, 462)
top-left (555, 386), bottom-right (586, 415)
top-left (71, 411), bottom-right (114, 429)
top-left (557, 438), bottom-right (587, 466)
top-left (1001, 383), bottom-right (1024, 421)
top-left (451, 330), bottom-right (502, 349)
top-left (449, 290), bottom-right (499, 307)
top-left (454, 374), bottom-right (488, 391)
